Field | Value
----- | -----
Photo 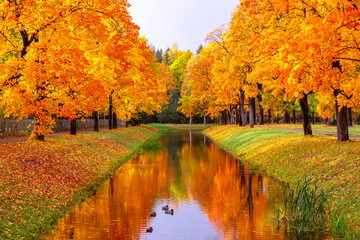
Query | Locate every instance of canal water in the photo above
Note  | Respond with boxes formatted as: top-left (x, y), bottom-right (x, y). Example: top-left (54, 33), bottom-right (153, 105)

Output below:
top-left (48, 130), bottom-right (288, 240)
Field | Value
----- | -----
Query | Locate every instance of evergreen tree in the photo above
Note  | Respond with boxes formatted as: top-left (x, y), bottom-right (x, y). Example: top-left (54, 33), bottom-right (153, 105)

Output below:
top-left (155, 49), bottom-right (163, 63)
top-left (196, 45), bottom-right (203, 54)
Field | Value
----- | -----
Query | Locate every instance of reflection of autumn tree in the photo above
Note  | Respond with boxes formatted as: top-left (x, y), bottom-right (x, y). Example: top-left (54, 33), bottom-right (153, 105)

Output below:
top-left (177, 140), bottom-right (284, 239)
top-left (51, 150), bottom-right (174, 239)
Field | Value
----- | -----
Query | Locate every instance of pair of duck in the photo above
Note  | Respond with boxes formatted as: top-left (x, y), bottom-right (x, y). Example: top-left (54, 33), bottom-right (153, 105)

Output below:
top-left (162, 205), bottom-right (174, 215)
top-left (149, 205), bottom-right (174, 218)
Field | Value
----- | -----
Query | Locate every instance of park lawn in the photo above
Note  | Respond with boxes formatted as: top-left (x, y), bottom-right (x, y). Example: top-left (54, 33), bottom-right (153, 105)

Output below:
top-left (204, 125), bottom-right (360, 239)
top-left (0, 126), bottom-right (158, 240)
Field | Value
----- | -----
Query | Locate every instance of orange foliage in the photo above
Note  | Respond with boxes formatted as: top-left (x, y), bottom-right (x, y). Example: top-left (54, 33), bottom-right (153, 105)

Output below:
top-left (0, 0), bottom-right (171, 138)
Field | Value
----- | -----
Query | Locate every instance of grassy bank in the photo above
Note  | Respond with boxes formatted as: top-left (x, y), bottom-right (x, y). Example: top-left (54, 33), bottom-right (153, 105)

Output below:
top-left (0, 126), bottom-right (158, 240)
top-left (204, 125), bottom-right (359, 239)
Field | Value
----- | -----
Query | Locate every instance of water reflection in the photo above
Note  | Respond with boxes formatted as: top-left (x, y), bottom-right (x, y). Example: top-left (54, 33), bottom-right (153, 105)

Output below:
top-left (48, 131), bottom-right (286, 240)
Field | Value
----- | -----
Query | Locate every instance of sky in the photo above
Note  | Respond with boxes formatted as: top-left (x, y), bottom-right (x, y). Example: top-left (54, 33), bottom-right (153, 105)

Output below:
top-left (128, 0), bottom-right (239, 52)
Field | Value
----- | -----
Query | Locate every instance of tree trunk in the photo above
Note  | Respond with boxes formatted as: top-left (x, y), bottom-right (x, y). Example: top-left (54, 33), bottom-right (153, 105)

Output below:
top-left (258, 100), bottom-right (264, 125)
top-left (36, 134), bottom-right (45, 141)
top-left (113, 113), bottom-right (117, 129)
top-left (235, 105), bottom-right (240, 125)
top-left (203, 115), bottom-right (206, 124)
top-left (347, 108), bottom-right (352, 127)
top-left (337, 106), bottom-right (349, 141)
top-left (229, 105), bottom-right (234, 124)
top-left (93, 111), bottom-right (99, 131)
top-left (70, 119), bottom-right (76, 135)
top-left (292, 109), bottom-right (296, 124)
top-left (283, 110), bottom-right (290, 123)
top-left (268, 109), bottom-right (271, 124)
top-left (299, 95), bottom-right (312, 135)
top-left (224, 110), bottom-right (228, 125)
top-left (240, 90), bottom-right (246, 126)
top-left (249, 97), bottom-right (256, 128)
top-left (108, 94), bottom-right (113, 130)
top-left (257, 84), bottom-right (264, 125)
top-left (189, 116), bottom-right (193, 125)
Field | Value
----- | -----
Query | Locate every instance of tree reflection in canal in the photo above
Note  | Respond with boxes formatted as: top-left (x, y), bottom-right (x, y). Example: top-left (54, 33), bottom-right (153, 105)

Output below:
top-left (48, 131), bottom-right (285, 240)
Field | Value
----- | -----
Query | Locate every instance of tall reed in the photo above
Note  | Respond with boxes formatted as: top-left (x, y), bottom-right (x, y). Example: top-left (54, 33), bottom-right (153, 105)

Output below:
top-left (281, 177), bottom-right (330, 233)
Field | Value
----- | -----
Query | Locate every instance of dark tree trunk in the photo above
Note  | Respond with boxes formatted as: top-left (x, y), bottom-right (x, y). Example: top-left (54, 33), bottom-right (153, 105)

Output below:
top-left (237, 103), bottom-right (242, 126)
top-left (292, 109), bottom-right (296, 124)
top-left (235, 105), bottom-right (239, 125)
top-left (93, 111), bottom-right (99, 132)
top-left (240, 90), bottom-right (246, 126)
top-left (108, 94), bottom-right (113, 130)
top-left (113, 113), bottom-right (117, 129)
top-left (34, 120), bottom-right (45, 141)
top-left (299, 94), bottom-right (312, 135)
top-left (70, 119), bottom-right (76, 135)
top-left (268, 109), bottom-right (271, 124)
top-left (257, 84), bottom-right (264, 125)
top-left (347, 107), bottom-right (352, 127)
top-left (36, 134), bottom-right (45, 141)
top-left (223, 110), bottom-right (228, 125)
top-left (35, 126), bottom-right (45, 141)
top-left (337, 106), bottom-right (349, 141)
top-left (249, 97), bottom-right (256, 128)
top-left (228, 108), bottom-right (232, 124)
top-left (283, 110), bottom-right (290, 123)
top-left (251, 99), bottom-right (256, 125)
top-left (258, 100), bottom-right (264, 125)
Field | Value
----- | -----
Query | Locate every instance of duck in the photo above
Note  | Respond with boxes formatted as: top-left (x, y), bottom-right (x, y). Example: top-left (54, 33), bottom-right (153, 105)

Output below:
top-left (162, 205), bottom-right (169, 211)
top-left (164, 209), bottom-right (174, 215)
top-left (146, 226), bottom-right (153, 233)
top-left (150, 211), bottom-right (156, 217)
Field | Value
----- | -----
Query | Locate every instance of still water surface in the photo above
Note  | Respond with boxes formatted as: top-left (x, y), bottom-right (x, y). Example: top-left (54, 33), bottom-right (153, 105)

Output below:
top-left (48, 131), bottom-right (288, 239)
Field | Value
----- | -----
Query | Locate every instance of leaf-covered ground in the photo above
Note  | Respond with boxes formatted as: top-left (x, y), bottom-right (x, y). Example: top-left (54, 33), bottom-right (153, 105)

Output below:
top-left (0, 126), bottom-right (157, 240)
top-left (204, 125), bottom-right (360, 238)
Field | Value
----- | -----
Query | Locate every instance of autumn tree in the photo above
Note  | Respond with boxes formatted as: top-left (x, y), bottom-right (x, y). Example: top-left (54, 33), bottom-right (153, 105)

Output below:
top-left (0, 0), bottom-right (140, 140)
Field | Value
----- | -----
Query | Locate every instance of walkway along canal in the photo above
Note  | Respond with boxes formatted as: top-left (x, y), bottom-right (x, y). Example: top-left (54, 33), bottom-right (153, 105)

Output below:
top-left (47, 130), bottom-right (325, 239)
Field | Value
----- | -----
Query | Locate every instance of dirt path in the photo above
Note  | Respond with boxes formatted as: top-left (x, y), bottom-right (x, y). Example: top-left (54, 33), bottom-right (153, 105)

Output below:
top-left (269, 127), bottom-right (360, 139)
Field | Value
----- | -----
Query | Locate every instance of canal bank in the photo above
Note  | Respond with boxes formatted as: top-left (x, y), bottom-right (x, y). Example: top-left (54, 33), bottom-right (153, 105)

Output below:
top-left (0, 126), bottom-right (158, 240)
top-left (204, 125), bottom-right (360, 239)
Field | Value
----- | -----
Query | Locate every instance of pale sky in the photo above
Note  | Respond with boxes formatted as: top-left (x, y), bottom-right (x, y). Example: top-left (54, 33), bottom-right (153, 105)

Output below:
top-left (128, 0), bottom-right (239, 52)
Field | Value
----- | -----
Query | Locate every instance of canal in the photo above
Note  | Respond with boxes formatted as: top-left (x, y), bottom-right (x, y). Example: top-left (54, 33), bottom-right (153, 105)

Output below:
top-left (48, 130), bottom-right (288, 239)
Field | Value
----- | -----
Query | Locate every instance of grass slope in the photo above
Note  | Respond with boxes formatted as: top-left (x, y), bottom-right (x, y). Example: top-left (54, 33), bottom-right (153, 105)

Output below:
top-left (204, 125), bottom-right (360, 239)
